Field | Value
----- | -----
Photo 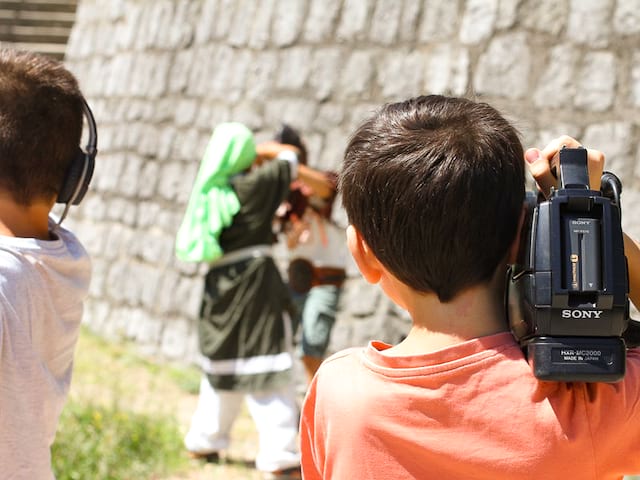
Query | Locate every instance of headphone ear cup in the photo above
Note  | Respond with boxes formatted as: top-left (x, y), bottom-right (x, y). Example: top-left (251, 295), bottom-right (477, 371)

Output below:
top-left (57, 148), bottom-right (94, 205)
top-left (72, 151), bottom-right (95, 205)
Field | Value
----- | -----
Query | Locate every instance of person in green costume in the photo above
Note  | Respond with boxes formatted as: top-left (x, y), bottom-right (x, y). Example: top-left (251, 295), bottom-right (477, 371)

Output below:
top-left (177, 122), bottom-right (331, 479)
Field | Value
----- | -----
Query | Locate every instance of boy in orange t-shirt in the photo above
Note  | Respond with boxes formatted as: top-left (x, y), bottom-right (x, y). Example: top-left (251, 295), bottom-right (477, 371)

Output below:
top-left (300, 95), bottom-right (640, 479)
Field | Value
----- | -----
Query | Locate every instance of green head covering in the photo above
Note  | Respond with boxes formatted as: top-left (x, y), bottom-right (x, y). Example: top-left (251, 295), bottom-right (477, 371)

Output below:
top-left (175, 122), bottom-right (256, 262)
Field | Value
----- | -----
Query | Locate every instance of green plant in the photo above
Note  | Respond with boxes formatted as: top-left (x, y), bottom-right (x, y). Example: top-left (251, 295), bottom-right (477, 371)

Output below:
top-left (52, 399), bottom-right (188, 480)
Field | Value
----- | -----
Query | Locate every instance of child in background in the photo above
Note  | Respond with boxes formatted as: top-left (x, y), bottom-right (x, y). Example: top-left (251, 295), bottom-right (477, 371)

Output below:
top-left (273, 125), bottom-right (349, 383)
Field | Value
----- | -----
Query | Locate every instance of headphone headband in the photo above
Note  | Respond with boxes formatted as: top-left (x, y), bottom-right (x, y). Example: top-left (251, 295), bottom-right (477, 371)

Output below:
top-left (56, 97), bottom-right (98, 224)
top-left (81, 98), bottom-right (98, 160)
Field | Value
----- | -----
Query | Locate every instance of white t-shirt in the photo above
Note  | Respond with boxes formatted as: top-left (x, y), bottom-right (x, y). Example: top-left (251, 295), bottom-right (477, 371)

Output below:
top-left (0, 219), bottom-right (91, 479)
top-left (287, 212), bottom-right (350, 269)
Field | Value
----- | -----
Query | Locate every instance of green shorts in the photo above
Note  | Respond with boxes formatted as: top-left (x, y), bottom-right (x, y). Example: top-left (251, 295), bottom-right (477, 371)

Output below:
top-left (293, 284), bottom-right (341, 359)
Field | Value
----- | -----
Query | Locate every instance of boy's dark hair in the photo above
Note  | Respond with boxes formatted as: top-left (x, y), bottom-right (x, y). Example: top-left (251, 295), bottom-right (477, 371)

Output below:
top-left (340, 95), bottom-right (525, 302)
top-left (0, 48), bottom-right (84, 205)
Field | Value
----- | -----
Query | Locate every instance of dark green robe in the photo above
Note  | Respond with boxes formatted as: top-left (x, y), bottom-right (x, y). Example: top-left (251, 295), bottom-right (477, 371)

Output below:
top-left (198, 159), bottom-right (294, 391)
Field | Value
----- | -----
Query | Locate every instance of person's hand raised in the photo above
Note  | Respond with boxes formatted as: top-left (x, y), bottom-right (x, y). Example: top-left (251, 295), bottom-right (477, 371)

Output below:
top-left (524, 135), bottom-right (605, 198)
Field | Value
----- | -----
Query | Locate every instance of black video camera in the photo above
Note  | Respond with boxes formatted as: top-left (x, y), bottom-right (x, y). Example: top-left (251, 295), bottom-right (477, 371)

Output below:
top-left (507, 146), bottom-right (640, 382)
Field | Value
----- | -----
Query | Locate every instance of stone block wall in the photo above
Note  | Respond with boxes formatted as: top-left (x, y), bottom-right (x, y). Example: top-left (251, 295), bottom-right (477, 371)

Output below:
top-left (62, 0), bottom-right (640, 362)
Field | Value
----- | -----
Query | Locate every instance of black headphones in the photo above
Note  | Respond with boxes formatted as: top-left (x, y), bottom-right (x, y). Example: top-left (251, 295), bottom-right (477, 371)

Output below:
top-left (56, 98), bottom-right (97, 206)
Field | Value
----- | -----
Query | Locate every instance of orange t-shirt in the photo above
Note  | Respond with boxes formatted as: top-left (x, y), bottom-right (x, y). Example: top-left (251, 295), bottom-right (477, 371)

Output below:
top-left (300, 332), bottom-right (640, 479)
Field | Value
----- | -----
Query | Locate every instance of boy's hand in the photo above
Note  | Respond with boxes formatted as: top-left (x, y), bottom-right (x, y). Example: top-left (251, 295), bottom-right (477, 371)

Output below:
top-left (524, 135), bottom-right (605, 198)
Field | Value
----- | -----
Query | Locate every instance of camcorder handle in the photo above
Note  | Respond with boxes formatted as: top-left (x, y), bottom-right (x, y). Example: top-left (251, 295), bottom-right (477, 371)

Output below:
top-left (598, 170), bottom-right (640, 348)
top-left (508, 146), bottom-right (634, 382)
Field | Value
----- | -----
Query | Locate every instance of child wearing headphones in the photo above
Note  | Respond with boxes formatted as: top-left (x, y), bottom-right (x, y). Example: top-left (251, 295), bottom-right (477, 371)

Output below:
top-left (0, 48), bottom-right (94, 479)
top-left (300, 95), bottom-right (640, 479)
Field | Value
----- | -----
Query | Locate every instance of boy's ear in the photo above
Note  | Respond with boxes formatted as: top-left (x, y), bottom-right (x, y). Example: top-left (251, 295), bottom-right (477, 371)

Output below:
top-left (346, 225), bottom-right (383, 284)
top-left (508, 205), bottom-right (528, 264)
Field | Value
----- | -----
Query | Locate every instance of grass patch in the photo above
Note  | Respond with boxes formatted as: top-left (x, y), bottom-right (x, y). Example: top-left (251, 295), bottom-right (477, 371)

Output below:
top-left (51, 327), bottom-right (201, 480)
top-left (52, 400), bottom-right (186, 480)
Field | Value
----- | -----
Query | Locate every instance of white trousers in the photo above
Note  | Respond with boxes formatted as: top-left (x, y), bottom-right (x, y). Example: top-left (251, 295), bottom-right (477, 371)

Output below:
top-left (184, 376), bottom-right (301, 472)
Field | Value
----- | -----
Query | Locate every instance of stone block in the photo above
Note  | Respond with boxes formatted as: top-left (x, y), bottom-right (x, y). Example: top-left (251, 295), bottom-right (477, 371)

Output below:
top-left (174, 99), bottom-right (200, 127)
top-left (126, 309), bottom-right (164, 347)
top-left (264, 98), bottom-right (318, 131)
top-left (105, 258), bottom-right (130, 302)
top-left (171, 0), bottom-right (198, 48)
top-left (104, 223), bottom-right (135, 260)
top-left (82, 299), bottom-right (111, 333)
top-left (309, 48), bottom-right (343, 101)
top-left (245, 51), bottom-right (279, 100)
top-left (533, 43), bottom-right (578, 108)
top-left (155, 126), bottom-right (178, 161)
top-left (319, 128), bottom-right (349, 172)
top-left (168, 50), bottom-right (195, 94)
top-left (574, 52), bottom-right (616, 112)
top-left (78, 194), bottom-right (107, 222)
top-left (186, 45), bottom-right (218, 97)
top-left (339, 51), bottom-right (375, 99)
top-left (86, 258), bottom-right (106, 298)
top-left (337, 0), bottom-right (372, 41)
top-left (272, 0), bottom-right (307, 47)
top-left (158, 161), bottom-right (198, 202)
top-left (228, 0), bottom-right (254, 47)
top-left (378, 51), bottom-right (425, 100)
top-left (632, 52), bottom-right (640, 108)
top-left (104, 306), bottom-right (137, 340)
top-left (105, 54), bottom-right (134, 96)
top-left (162, 315), bottom-right (189, 357)
top-left (249, 0), bottom-right (276, 49)
top-left (303, 0), bottom-right (342, 42)
top-left (146, 54), bottom-right (172, 98)
top-left (613, 0), bottom-right (640, 35)
top-left (566, 0), bottom-right (612, 47)
top-left (194, 0), bottom-right (219, 44)
top-left (418, 0), bottom-right (460, 43)
top-left (496, 0), bottom-right (519, 29)
top-left (370, 0), bottom-right (403, 45)
top-left (343, 279), bottom-right (383, 317)
top-left (231, 102), bottom-right (265, 131)
top-left (135, 1), bottom-right (173, 50)
top-left (94, 153), bottom-right (125, 193)
top-left (459, 0), bottom-right (498, 45)
top-left (118, 154), bottom-right (144, 198)
top-left (213, 0), bottom-right (236, 40)
top-left (115, 3), bottom-right (143, 51)
top-left (315, 103), bottom-right (346, 131)
top-left (534, 123), bottom-right (582, 150)
top-left (474, 32), bottom-right (531, 99)
top-left (137, 264), bottom-right (165, 309)
top-left (520, 0), bottom-right (568, 36)
top-left (582, 122), bottom-right (635, 180)
top-left (135, 229), bottom-right (176, 266)
top-left (161, 317), bottom-right (196, 359)
top-left (276, 47), bottom-right (312, 90)
top-left (398, 0), bottom-right (422, 43)
top-left (424, 44), bottom-right (469, 96)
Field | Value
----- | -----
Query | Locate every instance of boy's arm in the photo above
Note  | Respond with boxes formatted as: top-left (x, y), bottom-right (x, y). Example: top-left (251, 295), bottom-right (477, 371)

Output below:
top-left (256, 141), bottom-right (333, 198)
top-left (300, 378), bottom-right (324, 480)
top-left (624, 233), bottom-right (640, 309)
top-left (297, 164), bottom-right (333, 199)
